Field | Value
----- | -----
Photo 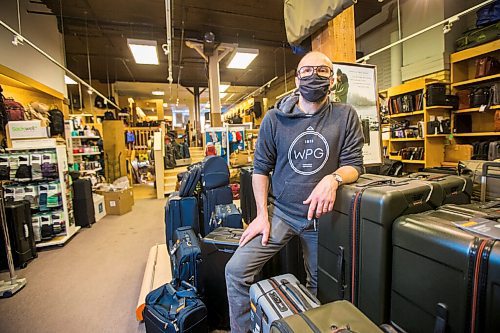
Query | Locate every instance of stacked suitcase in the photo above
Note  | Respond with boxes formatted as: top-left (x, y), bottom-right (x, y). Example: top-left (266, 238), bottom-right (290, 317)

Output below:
top-left (391, 203), bottom-right (500, 333)
top-left (72, 178), bottom-right (95, 228)
top-left (0, 200), bottom-right (37, 269)
top-left (317, 173), bottom-right (472, 325)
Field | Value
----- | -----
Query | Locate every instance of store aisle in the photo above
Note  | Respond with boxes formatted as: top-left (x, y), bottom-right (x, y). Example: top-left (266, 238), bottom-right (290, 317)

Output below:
top-left (0, 198), bottom-right (166, 333)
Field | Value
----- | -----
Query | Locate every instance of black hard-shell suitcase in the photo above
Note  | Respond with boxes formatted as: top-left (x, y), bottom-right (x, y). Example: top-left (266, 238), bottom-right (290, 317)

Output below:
top-left (271, 300), bottom-right (383, 333)
top-left (407, 172), bottom-right (472, 205)
top-left (214, 203), bottom-right (243, 229)
top-left (165, 192), bottom-right (199, 249)
top-left (201, 156), bottom-right (230, 190)
top-left (391, 208), bottom-right (500, 333)
top-left (250, 273), bottom-right (321, 333)
top-left (72, 178), bottom-right (95, 227)
top-left (200, 186), bottom-right (232, 237)
top-left (170, 226), bottom-right (202, 290)
top-left (240, 166), bottom-right (257, 224)
top-left (0, 200), bottom-right (37, 269)
top-left (317, 174), bottom-right (443, 325)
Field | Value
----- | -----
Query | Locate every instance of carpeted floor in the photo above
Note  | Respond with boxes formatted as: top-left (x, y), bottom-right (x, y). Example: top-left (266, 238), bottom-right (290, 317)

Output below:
top-left (0, 197), bottom-right (167, 333)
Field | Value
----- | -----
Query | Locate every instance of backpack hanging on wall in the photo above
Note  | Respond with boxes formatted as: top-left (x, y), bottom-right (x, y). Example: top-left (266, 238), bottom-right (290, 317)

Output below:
top-left (48, 109), bottom-right (65, 136)
top-left (4, 98), bottom-right (25, 121)
top-left (94, 95), bottom-right (105, 109)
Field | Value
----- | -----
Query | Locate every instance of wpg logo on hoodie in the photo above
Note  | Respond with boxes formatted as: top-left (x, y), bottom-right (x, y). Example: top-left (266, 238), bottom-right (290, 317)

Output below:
top-left (287, 126), bottom-right (330, 176)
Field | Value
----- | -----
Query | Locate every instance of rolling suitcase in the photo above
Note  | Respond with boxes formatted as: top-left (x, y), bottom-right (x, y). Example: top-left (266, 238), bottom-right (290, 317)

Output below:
top-left (407, 172), bottom-right (472, 205)
top-left (213, 203), bottom-right (243, 229)
top-left (143, 281), bottom-right (208, 333)
top-left (200, 186), bottom-right (232, 236)
top-left (201, 156), bottom-right (230, 190)
top-left (317, 174), bottom-right (443, 325)
top-left (271, 300), bottom-right (383, 333)
top-left (165, 192), bottom-right (199, 249)
top-left (240, 166), bottom-right (257, 224)
top-left (459, 160), bottom-right (500, 201)
top-left (0, 200), bottom-right (37, 269)
top-left (72, 178), bottom-right (95, 227)
top-left (178, 163), bottom-right (201, 197)
top-left (488, 141), bottom-right (500, 161)
top-left (201, 227), bottom-right (244, 329)
top-left (170, 226), bottom-right (202, 290)
top-left (391, 209), bottom-right (500, 333)
top-left (250, 273), bottom-right (321, 333)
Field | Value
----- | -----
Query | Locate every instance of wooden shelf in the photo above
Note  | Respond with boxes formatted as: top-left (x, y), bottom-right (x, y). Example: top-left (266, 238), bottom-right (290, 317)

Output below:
top-left (79, 167), bottom-right (102, 173)
top-left (402, 160), bottom-right (425, 164)
top-left (426, 106), bottom-right (453, 110)
top-left (71, 136), bottom-right (101, 139)
top-left (36, 226), bottom-right (81, 248)
top-left (73, 151), bottom-right (102, 156)
top-left (454, 105), bottom-right (500, 114)
top-left (426, 134), bottom-right (448, 138)
top-left (389, 110), bottom-right (424, 118)
top-left (453, 132), bottom-right (500, 137)
top-left (390, 138), bottom-right (424, 142)
top-left (451, 39), bottom-right (500, 64)
top-left (451, 73), bottom-right (500, 88)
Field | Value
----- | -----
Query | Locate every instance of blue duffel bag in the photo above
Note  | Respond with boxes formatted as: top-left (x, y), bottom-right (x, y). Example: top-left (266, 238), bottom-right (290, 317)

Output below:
top-left (143, 280), bottom-right (207, 333)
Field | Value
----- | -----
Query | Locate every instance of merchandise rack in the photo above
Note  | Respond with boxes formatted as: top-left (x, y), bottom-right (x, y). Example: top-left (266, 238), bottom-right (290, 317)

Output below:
top-left (386, 78), bottom-right (453, 172)
top-left (6, 144), bottom-right (80, 248)
top-left (450, 39), bottom-right (500, 140)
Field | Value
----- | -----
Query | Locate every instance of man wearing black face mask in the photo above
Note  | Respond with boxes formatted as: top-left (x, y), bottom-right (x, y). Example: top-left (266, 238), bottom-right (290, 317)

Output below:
top-left (225, 52), bottom-right (364, 333)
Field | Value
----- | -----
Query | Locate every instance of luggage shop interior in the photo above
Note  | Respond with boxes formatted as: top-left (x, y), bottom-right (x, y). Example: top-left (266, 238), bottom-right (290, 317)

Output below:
top-left (0, 0), bottom-right (499, 332)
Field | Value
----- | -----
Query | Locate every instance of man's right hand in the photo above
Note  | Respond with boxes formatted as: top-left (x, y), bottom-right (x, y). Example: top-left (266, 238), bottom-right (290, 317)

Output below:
top-left (239, 215), bottom-right (270, 247)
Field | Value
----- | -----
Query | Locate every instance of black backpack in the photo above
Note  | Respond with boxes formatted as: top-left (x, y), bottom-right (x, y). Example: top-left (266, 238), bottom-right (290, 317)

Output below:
top-left (104, 111), bottom-right (115, 120)
top-left (49, 109), bottom-right (65, 136)
top-left (94, 95), bottom-right (105, 109)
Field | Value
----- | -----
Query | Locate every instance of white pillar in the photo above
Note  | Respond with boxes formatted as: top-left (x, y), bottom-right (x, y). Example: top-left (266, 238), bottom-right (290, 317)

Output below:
top-left (208, 54), bottom-right (222, 127)
top-left (390, 31), bottom-right (403, 87)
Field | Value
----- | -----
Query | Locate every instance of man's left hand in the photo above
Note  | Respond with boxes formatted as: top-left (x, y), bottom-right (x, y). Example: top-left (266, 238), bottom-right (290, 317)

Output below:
top-left (303, 174), bottom-right (339, 220)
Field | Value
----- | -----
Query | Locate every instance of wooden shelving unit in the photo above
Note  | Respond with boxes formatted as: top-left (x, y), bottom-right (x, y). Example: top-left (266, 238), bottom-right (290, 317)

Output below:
top-left (450, 40), bottom-right (499, 143)
top-left (387, 78), bottom-right (452, 172)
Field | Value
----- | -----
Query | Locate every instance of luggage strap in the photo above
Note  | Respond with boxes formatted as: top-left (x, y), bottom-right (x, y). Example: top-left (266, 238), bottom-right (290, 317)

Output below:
top-left (268, 278), bottom-right (300, 314)
top-left (470, 238), bottom-right (496, 333)
top-left (298, 313), bottom-right (321, 333)
top-left (281, 280), bottom-right (315, 311)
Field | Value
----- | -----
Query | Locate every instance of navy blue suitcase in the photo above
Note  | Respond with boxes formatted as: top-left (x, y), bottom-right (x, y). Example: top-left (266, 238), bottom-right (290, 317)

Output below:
top-left (143, 281), bottom-right (208, 333)
top-left (170, 226), bottom-right (202, 290)
top-left (165, 192), bottom-right (199, 250)
top-left (200, 186), bottom-right (232, 237)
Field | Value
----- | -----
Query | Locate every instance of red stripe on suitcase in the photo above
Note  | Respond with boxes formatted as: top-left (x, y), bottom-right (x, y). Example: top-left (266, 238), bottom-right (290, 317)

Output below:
top-left (471, 239), bottom-right (487, 333)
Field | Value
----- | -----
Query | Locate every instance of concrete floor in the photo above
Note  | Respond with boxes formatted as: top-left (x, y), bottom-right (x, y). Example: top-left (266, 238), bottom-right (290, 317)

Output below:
top-left (0, 197), bottom-right (166, 333)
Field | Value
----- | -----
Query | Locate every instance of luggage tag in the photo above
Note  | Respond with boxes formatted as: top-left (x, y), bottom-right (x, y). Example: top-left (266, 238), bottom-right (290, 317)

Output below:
top-left (170, 240), bottom-right (180, 255)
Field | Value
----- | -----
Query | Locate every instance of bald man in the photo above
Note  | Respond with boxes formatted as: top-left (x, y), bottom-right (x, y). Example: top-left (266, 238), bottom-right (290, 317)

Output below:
top-left (225, 51), bottom-right (364, 332)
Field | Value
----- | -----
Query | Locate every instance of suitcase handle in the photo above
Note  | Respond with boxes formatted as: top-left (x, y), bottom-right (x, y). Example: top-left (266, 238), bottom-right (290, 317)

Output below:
top-left (433, 303), bottom-right (448, 333)
top-left (337, 246), bottom-right (346, 299)
top-left (480, 162), bottom-right (500, 202)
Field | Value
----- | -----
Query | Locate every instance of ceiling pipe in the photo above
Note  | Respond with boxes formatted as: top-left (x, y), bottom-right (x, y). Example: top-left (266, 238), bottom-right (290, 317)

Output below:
top-left (0, 19), bottom-right (120, 109)
top-left (164, 0), bottom-right (173, 84)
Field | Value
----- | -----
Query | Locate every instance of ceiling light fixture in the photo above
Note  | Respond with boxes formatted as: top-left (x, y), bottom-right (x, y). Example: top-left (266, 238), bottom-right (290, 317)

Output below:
top-left (64, 75), bottom-right (77, 85)
top-left (152, 90), bottom-right (165, 96)
top-left (127, 38), bottom-right (159, 65)
top-left (227, 48), bottom-right (259, 69)
top-left (219, 84), bottom-right (230, 92)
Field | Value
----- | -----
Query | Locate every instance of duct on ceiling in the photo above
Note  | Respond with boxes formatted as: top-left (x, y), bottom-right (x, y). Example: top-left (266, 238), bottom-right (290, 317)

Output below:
top-left (284, 0), bottom-right (355, 46)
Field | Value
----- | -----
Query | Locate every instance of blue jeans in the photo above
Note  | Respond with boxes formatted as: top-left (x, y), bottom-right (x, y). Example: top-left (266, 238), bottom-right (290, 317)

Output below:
top-left (225, 206), bottom-right (318, 333)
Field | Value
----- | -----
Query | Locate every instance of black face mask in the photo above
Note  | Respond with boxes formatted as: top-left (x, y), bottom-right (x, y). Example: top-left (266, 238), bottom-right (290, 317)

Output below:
top-left (298, 74), bottom-right (330, 102)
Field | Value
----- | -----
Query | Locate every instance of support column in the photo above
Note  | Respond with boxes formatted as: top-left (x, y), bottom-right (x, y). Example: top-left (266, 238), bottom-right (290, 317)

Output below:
top-left (311, 6), bottom-right (356, 62)
top-left (193, 86), bottom-right (201, 135)
top-left (208, 55), bottom-right (222, 127)
top-left (156, 99), bottom-right (164, 122)
top-left (390, 31), bottom-right (403, 87)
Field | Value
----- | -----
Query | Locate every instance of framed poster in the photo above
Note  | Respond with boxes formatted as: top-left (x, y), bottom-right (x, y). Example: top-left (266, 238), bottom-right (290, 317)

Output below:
top-left (331, 62), bottom-right (383, 165)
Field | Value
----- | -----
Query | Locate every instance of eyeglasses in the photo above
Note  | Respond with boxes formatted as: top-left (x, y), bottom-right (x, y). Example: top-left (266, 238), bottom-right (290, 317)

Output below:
top-left (296, 65), bottom-right (333, 79)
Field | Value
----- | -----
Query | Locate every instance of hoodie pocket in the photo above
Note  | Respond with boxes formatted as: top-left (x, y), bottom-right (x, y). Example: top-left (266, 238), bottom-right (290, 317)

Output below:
top-left (277, 180), bottom-right (317, 205)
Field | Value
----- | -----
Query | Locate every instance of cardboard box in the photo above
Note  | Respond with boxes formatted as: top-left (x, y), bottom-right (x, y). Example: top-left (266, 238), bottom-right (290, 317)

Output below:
top-left (98, 188), bottom-right (133, 215)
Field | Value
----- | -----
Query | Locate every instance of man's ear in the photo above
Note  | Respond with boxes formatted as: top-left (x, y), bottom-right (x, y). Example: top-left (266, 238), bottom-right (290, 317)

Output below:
top-left (295, 76), bottom-right (300, 88)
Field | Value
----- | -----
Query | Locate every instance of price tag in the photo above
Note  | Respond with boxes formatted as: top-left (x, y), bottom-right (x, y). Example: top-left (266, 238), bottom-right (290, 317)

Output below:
top-left (479, 105), bottom-right (487, 112)
top-left (110, 201), bottom-right (116, 207)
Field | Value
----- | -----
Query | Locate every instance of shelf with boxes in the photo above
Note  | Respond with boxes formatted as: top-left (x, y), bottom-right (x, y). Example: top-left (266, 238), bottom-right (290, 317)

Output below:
top-left (65, 120), bottom-right (104, 175)
top-left (1, 144), bottom-right (80, 248)
top-left (386, 78), bottom-right (456, 171)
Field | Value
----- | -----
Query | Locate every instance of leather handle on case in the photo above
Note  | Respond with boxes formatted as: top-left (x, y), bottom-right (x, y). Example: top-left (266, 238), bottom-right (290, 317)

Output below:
top-left (337, 245), bottom-right (346, 299)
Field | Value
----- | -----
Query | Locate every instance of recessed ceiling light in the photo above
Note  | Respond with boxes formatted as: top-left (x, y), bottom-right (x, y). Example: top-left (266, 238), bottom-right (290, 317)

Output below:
top-left (219, 84), bottom-right (230, 92)
top-left (152, 90), bottom-right (165, 96)
top-left (227, 48), bottom-right (259, 69)
top-left (64, 75), bottom-right (77, 85)
top-left (127, 38), bottom-right (159, 65)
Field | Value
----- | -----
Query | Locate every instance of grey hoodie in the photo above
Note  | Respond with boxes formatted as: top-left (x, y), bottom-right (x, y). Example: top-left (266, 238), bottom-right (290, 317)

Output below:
top-left (253, 94), bottom-right (364, 220)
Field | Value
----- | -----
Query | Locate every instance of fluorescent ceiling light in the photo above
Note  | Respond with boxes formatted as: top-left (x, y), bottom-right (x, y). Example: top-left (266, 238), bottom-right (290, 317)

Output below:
top-left (163, 103), bottom-right (168, 107)
top-left (227, 48), bottom-right (259, 69)
top-left (152, 90), bottom-right (165, 96)
top-left (219, 84), bottom-right (230, 92)
top-left (220, 93), bottom-right (227, 98)
top-left (64, 75), bottom-right (77, 85)
top-left (127, 38), bottom-right (159, 65)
